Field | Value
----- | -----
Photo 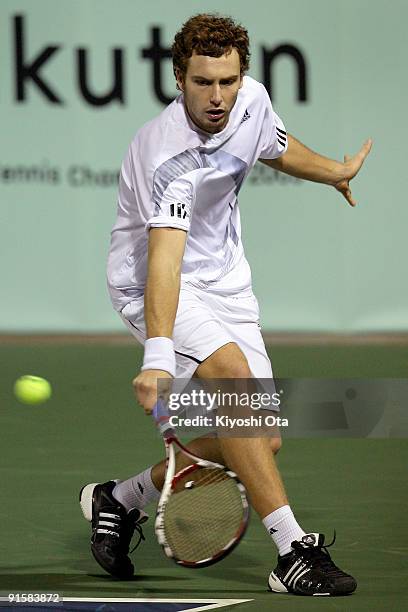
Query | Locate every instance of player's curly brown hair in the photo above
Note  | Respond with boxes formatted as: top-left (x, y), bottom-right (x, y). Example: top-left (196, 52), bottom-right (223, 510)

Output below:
top-left (172, 14), bottom-right (250, 81)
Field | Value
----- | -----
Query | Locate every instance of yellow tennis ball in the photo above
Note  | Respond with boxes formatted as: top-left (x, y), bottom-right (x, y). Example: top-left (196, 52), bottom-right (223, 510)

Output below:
top-left (14, 375), bottom-right (52, 405)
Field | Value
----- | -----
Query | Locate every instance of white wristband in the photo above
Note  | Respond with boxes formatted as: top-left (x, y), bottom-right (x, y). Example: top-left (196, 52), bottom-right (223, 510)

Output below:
top-left (141, 337), bottom-right (176, 377)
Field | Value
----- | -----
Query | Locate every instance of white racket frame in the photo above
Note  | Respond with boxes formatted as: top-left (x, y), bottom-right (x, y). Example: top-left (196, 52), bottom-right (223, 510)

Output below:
top-left (154, 421), bottom-right (249, 568)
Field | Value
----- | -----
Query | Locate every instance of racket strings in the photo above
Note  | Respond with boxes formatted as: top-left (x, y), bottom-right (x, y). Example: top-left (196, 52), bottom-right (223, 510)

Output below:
top-left (172, 466), bottom-right (229, 492)
top-left (163, 467), bottom-right (246, 562)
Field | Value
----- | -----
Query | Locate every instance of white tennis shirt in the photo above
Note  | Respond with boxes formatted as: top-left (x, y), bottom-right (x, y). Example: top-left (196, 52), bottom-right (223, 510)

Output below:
top-left (107, 76), bottom-right (287, 312)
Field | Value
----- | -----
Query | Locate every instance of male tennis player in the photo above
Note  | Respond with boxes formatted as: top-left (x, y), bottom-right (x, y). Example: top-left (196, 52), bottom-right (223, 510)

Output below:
top-left (80, 14), bottom-right (371, 595)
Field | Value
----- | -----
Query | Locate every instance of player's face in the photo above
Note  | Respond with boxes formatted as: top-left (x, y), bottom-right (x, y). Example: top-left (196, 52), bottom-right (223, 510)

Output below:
top-left (177, 49), bottom-right (243, 134)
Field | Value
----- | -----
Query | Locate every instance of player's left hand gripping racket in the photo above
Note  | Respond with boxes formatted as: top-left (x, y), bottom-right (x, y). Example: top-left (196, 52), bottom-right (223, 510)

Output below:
top-left (152, 401), bottom-right (250, 567)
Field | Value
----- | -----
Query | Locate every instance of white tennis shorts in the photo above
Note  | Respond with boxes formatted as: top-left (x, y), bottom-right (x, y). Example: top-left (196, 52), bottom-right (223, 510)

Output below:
top-left (120, 286), bottom-right (273, 380)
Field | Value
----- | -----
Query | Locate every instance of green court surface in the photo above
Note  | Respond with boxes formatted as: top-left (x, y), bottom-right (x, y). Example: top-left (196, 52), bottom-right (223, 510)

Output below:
top-left (1, 340), bottom-right (407, 611)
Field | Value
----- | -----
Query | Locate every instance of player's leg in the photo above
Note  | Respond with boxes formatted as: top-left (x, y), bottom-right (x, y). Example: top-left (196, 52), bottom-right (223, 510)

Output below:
top-left (114, 430), bottom-right (280, 509)
top-left (194, 341), bottom-right (302, 541)
top-left (193, 296), bottom-right (356, 596)
top-left (202, 292), bottom-right (283, 456)
top-left (116, 328), bottom-right (282, 501)
top-left (151, 434), bottom-right (281, 488)
top-left (117, 435), bottom-right (223, 508)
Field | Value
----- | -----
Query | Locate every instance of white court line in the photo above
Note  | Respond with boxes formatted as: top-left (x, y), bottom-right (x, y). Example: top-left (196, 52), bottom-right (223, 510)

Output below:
top-left (0, 597), bottom-right (253, 611)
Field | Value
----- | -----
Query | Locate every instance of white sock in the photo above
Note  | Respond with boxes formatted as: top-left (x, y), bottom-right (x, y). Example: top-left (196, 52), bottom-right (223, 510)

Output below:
top-left (262, 505), bottom-right (306, 556)
top-left (112, 467), bottom-right (160, 512)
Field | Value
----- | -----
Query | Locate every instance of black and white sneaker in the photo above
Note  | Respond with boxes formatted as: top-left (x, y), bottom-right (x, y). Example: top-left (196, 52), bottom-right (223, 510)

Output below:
top-left (79, 480), bottom-right (148, 580)
top-left (268, 532), bottom-right (357, 596)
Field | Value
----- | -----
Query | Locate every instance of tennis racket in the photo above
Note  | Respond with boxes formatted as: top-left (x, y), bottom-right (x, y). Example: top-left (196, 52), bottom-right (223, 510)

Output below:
top-left (152, 401), bottom-right (250, 568)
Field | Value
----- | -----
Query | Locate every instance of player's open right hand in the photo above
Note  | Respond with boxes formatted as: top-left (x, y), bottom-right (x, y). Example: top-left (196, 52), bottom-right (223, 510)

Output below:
top-left (333, 138), bottom-right (373, 207)
top-left (132, 370), bottom-right (173, 414)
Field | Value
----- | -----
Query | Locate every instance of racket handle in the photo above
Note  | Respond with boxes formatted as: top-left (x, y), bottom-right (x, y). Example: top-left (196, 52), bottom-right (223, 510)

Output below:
top-left (152, 400), bottom-right (175, 437)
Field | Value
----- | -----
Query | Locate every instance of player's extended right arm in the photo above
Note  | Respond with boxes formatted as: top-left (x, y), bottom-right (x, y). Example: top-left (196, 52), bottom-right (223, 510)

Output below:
top-left (133, 227), bottom-right (187, 413)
